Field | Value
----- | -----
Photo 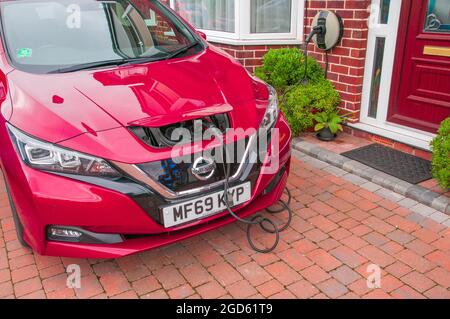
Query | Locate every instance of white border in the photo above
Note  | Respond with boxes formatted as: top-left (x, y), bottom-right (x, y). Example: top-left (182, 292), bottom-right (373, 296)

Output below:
top-left (360, 0), bottom-right (435, 150)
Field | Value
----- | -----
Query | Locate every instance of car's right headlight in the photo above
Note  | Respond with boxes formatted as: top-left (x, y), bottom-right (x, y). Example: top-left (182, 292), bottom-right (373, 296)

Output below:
top-left (260, 85), bottom-right (279, 131)
top-left (7, 123), bottom-right (120, 177)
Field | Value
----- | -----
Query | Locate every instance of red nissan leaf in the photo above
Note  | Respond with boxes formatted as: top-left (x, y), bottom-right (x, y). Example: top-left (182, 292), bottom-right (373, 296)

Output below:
top-left (0, 0), bottom-right (291, 258)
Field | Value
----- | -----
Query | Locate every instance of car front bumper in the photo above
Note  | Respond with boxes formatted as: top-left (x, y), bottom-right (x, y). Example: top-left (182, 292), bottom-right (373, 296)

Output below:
top-left (2, 115), bottom-right (292, 259)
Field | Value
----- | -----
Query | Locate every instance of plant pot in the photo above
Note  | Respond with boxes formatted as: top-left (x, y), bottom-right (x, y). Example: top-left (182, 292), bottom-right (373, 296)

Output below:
top-left (316, 127), bottom-right (337, 141)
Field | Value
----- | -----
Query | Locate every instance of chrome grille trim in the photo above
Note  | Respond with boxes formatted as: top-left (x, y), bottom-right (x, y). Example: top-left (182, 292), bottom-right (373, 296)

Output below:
top-left (112, 134), bottom-right (257, 200)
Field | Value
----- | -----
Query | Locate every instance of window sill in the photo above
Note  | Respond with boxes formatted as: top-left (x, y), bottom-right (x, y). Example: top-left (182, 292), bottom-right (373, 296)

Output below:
top-left (205, 36), bottom-right (302, 46)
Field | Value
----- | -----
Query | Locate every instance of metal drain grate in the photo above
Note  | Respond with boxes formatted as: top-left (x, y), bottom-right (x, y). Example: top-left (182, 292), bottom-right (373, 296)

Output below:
top-left (342, 144), bottom-right (432, 184)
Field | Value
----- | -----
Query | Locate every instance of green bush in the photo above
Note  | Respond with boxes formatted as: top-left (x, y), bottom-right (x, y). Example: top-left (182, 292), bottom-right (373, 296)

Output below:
top-left (255, 48), bottom-right (324, 93)
top-left (282, 79), bottom-right (341, 135)
top-left (431, 118), bottom-right (450, 190)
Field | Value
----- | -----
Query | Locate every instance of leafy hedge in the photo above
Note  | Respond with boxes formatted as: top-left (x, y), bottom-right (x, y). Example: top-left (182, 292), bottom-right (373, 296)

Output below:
top-left (282, 79), bottom-right (341, 135)
top-left (431, 118), bottom-right (450, 190)
top-left (255, 48), bottom-right (340, 135)
top-left (255, 48), bottom-right (325, 93)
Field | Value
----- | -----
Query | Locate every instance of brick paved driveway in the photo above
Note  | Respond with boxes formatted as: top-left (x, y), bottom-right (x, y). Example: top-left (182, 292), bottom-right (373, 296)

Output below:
top-left (1, 155), bottom-right (450, 299)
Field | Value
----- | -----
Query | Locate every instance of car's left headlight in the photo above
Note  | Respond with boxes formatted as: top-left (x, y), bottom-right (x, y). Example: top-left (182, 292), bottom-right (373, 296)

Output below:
top-left (7, 124), bottom-right (120, 177)
top-left (260, 85), bottom-right (279, 130)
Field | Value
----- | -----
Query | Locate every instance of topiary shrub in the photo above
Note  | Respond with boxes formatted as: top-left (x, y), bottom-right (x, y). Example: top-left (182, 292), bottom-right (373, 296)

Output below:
top-left (255, 48), bottom-right (325, 93)
top-left (430, 118), bottom-right (450, 190)
top-left (282, 79), bottom-right (341, 136)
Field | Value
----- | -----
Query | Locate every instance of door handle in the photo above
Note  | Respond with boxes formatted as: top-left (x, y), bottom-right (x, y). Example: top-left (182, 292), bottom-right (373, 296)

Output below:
top-left (423, 46), bottom-right (450, 57)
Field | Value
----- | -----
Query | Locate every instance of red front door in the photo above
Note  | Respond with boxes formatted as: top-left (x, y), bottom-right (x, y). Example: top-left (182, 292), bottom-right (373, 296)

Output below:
top-left (388, 0), bottom-right (450, 133)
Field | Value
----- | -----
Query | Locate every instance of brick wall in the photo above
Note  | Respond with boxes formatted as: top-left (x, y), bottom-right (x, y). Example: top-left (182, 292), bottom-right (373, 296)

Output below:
top-left (304, 0), bottom-right (371, 122)
top-left (210, 44), bottom-right (297, 74)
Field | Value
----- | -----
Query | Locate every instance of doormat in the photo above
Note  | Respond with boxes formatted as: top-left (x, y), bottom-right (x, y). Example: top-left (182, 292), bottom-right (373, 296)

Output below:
top-left (342, 144), bottom-right (432, 184)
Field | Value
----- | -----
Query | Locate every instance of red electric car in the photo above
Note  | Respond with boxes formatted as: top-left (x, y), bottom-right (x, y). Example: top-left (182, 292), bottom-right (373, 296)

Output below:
top-left (0, 0), bottom-right (291, 258)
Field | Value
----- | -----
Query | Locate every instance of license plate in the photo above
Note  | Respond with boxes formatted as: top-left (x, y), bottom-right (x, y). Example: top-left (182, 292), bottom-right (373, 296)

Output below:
top-left (162, 182), bottom-right (251, 228)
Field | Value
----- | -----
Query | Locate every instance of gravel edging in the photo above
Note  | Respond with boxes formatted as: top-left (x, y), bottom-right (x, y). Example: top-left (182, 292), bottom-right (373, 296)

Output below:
top-left (292, 138), bottom-right (450, 216)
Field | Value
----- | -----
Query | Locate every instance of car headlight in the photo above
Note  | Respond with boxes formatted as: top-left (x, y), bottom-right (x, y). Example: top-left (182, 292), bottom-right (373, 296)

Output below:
top-left (260, 85), bottom-right (279, 130)
top-left (7, 124), bottom-right (120, 177)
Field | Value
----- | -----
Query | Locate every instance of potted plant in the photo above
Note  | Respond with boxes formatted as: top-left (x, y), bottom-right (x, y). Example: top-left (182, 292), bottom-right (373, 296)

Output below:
top-left (314, 110), bottom-right (346, 141)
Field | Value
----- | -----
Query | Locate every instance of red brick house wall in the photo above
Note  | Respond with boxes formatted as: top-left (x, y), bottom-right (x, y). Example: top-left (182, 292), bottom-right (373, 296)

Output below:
top-left (304, 0), bottom-right (371, 122)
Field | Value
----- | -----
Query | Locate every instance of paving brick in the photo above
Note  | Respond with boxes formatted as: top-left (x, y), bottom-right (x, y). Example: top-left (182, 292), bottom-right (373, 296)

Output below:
top-left (396, 250), bottom-right (436, 273)
top-left (400, 272), bottom-right (436, 293)
top-left (291, 239), bottom-right (318, 254)
top-left (308, 201), bottom-right (338, 216)
top-left (224, 250), bottom-right (252, 267)
top-left (391, 285), bottom-right (427, 299)
top-left (363, 232), bottom-right (389, 247)
top-left (340, 235), bottom-right (369, 250)
top-left (330, 246), bottom-right (367, 268)
top-left (11, 264), bottom-right (38, 284)
top-left (99, 271), bottom-right (132, 297)
top-left (180, 263), bottom-right (211, 288)
top-left (425, 251), bottom-right (450, 272)
top-left (131, 276), bottom-right (161, 296)
top-left (304, 228), bottom-right (329, 243)
top-left (300, 265), bottom-right (331, 284)
top-left (13, 277), bottom-right (42, 298)
top-left (0, 280), bottom-right (13, 298)
top-left (318, 238), bottom-right (341, 251)
top-left (386, 215), bottom-right (421, 233)
top-left (412, 228), bottom-right (441, 244)
top-left (75, 274), bottom-right (104, 299)
top-left (308, 215), bottom-right (339, 233)
top-left (426, 267), bottom-right (450, 288)
top-left (256, 279), bottom-right (284, 298)
top-left (153, 265), bottom-right (186, 290)
top-left (363, 216), bottom-right (396, 235)
top-left (208, 262), bottom-right (243, 286)
top-left (329, 228), bottom-right (352, 241)
top-left (380, 241), bottom-right (404, 255)
top-left (380, 275), bottom-right (403, 293)
top-left (168, 284), bottom-right (195, 299)
top-left (197, 281), bottom-right (227, 299)
top-left (432, 237), bottom-right (450, 251)
top-left (307, 249), bottom-right (342, 272)
top-left (358, 246), bottom-right (395, 268)
top-left (362, 289), bottom-right (392, 299)
top-left (269, 290), bottom-right (297, 299)
top-left (423, 285), bottom-right (450, 299)
top-left (265, 262), bottom-right (302, 286)
top-left (330, 265), bottom-right (361, 285)
top-left (405, 239), bottom-right (436, 257)
top-left (226, 280), bottom-right (258, 298)
top-left (287, 280), bottom-right (320, 299)
top-left (316, 278), bottom-right (349, 298)
top-left (141, 289), bottom-right (169, 299)
top-left (386, 230), bottom-right (415, 245)
top-left (237, 261), bottom-right (272, 286)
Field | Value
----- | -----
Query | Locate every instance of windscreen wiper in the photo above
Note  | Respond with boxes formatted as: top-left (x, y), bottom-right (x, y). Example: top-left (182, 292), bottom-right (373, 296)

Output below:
top-left (164, 40), bottom-right (200, 60)
top-left (48, 59), bottom-right (131, 74)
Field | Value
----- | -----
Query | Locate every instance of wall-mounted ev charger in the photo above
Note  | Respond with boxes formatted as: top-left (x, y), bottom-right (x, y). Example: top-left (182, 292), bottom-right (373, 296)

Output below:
top-left (309, 11), bottom-right (344, 51)
top-left (302, 10), bottom-right (344, 83)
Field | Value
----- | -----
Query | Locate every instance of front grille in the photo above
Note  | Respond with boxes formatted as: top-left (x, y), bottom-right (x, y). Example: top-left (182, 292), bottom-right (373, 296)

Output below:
top-left (129, 114), bottom-right (230, 148)
top-left (137, 139), bottom-right (246, 193)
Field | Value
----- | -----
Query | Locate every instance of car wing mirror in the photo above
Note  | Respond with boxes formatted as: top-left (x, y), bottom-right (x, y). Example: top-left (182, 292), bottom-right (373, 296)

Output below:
top-left (196, 31), bottom-right (207, 41)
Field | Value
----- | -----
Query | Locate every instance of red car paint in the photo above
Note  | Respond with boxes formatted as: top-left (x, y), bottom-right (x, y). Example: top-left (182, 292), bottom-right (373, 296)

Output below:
top-left (0, 3), bottom-right (291, 259)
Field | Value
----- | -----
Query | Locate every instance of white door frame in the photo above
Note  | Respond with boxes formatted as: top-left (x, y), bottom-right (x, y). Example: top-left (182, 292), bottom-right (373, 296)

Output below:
top-left (351, 0), bottom-right (435, 150)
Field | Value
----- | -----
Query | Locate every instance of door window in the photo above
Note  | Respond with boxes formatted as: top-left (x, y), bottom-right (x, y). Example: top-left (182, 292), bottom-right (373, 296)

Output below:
top-left (424, 0), bottom-right (450, 33)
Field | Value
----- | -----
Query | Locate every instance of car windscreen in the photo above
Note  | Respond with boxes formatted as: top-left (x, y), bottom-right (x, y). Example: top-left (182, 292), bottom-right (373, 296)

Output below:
top-left (0, 0), bottom-right (201, 74)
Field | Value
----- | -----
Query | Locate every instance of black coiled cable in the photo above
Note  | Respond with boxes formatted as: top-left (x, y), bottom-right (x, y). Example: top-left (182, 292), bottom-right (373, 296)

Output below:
top-left (220, 136), bottom-right (293, 254)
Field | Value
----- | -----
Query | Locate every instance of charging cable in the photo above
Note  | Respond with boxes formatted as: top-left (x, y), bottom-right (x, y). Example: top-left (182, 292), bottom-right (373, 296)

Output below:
top-left (211, 126), bottom-right (293, 254)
